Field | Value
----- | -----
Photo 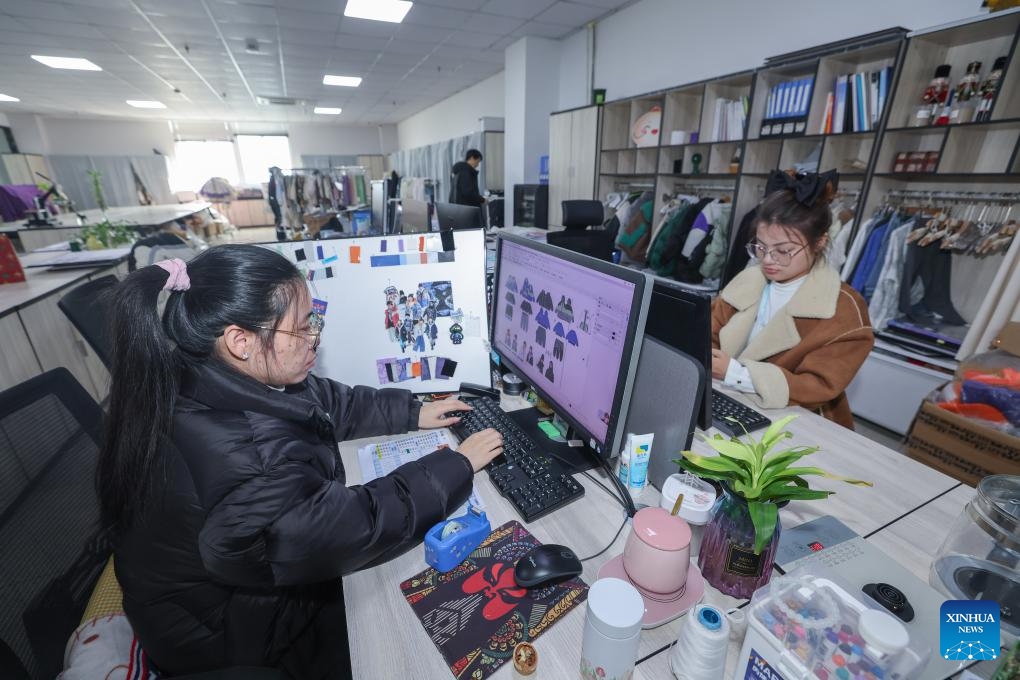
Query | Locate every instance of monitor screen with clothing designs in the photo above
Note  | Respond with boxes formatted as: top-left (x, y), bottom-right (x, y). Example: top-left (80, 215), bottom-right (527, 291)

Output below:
top-left (490, 234), bottom-right (650, 459)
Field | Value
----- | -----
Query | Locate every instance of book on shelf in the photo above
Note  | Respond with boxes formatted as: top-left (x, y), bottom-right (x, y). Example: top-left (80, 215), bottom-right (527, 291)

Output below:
top-left (823, 65), bottom-right (893, 134)
top-left (760, 76), bottom-right (813, 137)
top-left (712, 96), bottom-right (749, 141)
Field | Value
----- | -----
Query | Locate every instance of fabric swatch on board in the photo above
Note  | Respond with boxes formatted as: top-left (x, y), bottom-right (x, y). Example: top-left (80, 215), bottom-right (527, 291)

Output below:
top-left (316, 245), bottom-right (324, 260)
top-left (440, 359), bottom-right (458, 379)
top-left (349, 246), bottom-right (361, 264)
top-left (371, 255), bottom-right (403, 267)
top-left (377, 360), bottom-right (393, 385)
top-left (381, 240), bottom-right (388, 253)
top-left (295, 249), bottom-right (307, 262)
top-left (322, 255), bottom-right (338, 265)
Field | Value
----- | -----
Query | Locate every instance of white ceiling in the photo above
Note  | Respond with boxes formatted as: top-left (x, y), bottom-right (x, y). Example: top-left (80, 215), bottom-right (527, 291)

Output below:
top-left (0, 0), bottom-right (632, 126)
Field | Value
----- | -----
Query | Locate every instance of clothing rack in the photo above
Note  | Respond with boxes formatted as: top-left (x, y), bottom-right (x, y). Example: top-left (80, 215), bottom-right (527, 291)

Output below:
top-left (671, 182), bottom-right (735, 194)
top-left (612, 180), bottom-right (655, 191)
top-left (884, 189), bottom-right (1020, 203)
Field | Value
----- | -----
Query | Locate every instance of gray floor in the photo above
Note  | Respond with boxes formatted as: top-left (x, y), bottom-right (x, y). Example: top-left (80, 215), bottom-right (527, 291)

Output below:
top-left (853, 416), bottom-right (905, 453)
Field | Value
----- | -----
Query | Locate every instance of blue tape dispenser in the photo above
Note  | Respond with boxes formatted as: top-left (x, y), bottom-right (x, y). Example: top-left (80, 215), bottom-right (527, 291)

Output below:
top-left (424, 506), bottom-right (491, 573)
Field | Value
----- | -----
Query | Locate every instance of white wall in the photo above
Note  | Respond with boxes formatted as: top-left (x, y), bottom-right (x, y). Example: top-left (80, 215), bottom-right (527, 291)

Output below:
top-left (0, 112), bottom-right (8, 128)
top-left (558, 28), bottom-right (591, 111)
top-left (42, 118), bottom-right (175, 156)
top-left (6, 113), bottom-right (51, 155)
top-left (595, 0), bottom-right (986, 101)
top-left (397, 72), bottom-right (505, 150)
top-left (287, 123), bottom-right (395, 166)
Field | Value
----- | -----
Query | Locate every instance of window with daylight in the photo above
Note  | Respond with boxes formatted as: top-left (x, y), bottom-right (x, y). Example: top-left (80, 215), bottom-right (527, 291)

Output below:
top-left (170, 140), bottom-right (239, 192)
top-left (236, 135), bottom-right (292, 185)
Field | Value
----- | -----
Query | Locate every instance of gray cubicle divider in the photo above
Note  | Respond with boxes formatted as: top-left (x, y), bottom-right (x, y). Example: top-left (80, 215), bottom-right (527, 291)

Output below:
top-left (261, 229), bottom-right (491, 393)
top-left (624, 336), bottom-right (705, 491)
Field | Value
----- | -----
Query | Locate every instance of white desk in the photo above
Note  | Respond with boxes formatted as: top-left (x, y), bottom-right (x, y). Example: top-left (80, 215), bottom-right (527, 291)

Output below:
top-left (0, 250), bottom-right (125, 396)
top-left (340, 394), bottom-right (970, 679)
top-left (2, 202), bottom-right (211, 251)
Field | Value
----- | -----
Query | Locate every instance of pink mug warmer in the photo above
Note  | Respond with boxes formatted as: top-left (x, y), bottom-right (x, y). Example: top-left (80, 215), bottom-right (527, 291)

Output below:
top-left (622, 507), bottom-right (692, 593)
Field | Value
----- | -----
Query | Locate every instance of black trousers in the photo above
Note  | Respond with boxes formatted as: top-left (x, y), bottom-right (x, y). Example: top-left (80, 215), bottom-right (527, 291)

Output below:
top-left (898, 243), bottom-right (966, 325)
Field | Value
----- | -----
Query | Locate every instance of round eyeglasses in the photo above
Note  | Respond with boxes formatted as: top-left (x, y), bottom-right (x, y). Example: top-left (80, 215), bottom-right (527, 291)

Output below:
top-left (745, 242), bottom-right (807, 267)
top-left (254, 312), bottom-right (325, 350)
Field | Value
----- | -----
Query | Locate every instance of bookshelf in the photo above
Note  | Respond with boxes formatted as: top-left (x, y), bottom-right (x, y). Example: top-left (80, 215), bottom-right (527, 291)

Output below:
top-left (546, 9), bottom-right (1020, 434)
top-left (846, 10), bottom-right (1020, 433)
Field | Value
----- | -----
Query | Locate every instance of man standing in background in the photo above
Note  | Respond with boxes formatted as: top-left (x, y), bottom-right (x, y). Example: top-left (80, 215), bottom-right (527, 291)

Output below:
top-left (449, 149), bottom-right (485, 207)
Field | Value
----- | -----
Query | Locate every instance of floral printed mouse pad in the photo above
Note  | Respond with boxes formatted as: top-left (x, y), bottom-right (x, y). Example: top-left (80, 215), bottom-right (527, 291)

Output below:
top-left (400, 521), bottom-right (588, 679)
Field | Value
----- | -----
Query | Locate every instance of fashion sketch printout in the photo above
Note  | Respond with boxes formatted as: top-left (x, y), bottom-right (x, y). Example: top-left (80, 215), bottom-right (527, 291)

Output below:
top-left (262, 230), bottom-right (490, 392)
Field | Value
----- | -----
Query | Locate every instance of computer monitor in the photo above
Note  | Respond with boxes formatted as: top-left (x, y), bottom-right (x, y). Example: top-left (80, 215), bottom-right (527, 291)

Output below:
top-left (644, 280), bottom-right (713, 431)
top-left (491, 233), bottom-right (651, 460)
top-left (435, 202), bottom-right (484, 230)
top-left (400, 199), bottom-right (431, 233)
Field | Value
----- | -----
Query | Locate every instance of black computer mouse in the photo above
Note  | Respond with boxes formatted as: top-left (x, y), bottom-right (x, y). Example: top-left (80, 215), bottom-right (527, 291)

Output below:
top-left (513, 544), bottom-right (582, 588)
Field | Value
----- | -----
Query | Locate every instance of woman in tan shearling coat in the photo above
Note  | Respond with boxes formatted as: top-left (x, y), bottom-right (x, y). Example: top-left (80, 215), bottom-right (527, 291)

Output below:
top-left (710, 172), bottom-right (874, 429)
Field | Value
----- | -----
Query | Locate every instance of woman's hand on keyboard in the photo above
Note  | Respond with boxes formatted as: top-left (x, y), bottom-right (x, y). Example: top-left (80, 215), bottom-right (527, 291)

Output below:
top-left (419, 399), bottom-right (472, 428)
top-left (457, 429), bottom-right (504, 472)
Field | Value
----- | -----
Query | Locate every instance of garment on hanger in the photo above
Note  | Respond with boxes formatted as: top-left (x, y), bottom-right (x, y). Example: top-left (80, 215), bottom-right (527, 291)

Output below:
top-left (868, 216), bottom-right (918, 331)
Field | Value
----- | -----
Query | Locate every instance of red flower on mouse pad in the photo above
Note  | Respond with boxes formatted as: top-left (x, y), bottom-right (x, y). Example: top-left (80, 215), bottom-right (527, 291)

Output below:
top-left (400, 521), bottom-right (589, 680)
top-left (461, 562), bottom-right (527, 620)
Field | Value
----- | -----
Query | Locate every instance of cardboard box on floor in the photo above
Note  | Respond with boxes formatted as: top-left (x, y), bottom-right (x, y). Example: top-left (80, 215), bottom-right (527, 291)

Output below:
top-left (904, 322), bottom-right (1020, 485)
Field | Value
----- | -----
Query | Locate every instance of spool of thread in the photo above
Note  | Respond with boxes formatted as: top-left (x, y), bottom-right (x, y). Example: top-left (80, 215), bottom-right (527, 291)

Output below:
top-left (669, 605), bottom-right (731, 680)
top-left (726, 607), bottom-right (748, 642)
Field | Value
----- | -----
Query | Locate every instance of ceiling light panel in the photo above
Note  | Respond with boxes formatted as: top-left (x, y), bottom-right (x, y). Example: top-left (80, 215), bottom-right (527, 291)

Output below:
top-left (344, 0), bottom-right (413, 24)
top-left (323, 75), bottom-right (362, 87)
top-left (31, 55), bottom-right (102, 70)
top-left (0, 94), bottom-right (20, 102)
top-left (126, 100), bottom-right (166, 108)
top-left (314, 107), bottom-right (342, 115)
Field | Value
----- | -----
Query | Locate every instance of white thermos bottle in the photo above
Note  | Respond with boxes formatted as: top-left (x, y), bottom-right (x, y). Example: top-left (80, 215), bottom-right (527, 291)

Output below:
top-left (580, 577), bottom-right (644, 679)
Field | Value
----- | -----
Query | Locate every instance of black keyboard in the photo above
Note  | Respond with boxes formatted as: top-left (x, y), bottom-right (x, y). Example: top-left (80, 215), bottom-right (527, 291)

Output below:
top-left (450, 397), bottom-right (585, 522)
top-left (711, 389), bottom-right (772, 437)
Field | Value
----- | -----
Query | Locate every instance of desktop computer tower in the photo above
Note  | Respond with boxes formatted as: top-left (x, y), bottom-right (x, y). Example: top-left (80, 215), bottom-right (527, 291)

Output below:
top-left (512, 184), bottom-right (548, 229)
top-left (622, 336), bottom-right (705, 491)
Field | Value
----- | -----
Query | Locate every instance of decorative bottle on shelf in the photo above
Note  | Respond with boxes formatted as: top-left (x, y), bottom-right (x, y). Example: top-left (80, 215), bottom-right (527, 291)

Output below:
top-left (913, 64), bottom-right (951, 127)
top-left (976, 56), bottom-right (1007, 122)
top-left (951, 61), bottom-right (982, 124)
top-left (934, 89), bottom-right (954, 126)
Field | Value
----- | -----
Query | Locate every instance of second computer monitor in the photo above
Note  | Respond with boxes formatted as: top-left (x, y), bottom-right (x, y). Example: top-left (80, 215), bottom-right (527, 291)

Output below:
top-left (644, 280), bottom-right (713, 431)
top-left (435, 202), bottom-right (484, 230)
top-left (491, 234), bottom-right (651, 460)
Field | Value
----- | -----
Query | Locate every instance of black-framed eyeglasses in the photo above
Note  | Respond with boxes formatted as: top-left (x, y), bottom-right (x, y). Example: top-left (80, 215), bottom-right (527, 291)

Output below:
top-left (745, 241), bottom-right (807, 267)
top-left (254, 312), bottom-right (325, 350)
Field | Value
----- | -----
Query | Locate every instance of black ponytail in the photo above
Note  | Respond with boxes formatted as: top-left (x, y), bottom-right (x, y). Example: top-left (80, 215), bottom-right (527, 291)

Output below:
top-left (98, 245), bottom-right (304, 531)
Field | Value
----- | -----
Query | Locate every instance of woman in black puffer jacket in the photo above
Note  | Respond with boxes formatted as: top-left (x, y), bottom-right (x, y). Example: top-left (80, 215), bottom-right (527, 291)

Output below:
top-left (99, 245), bottom-right (503, 678)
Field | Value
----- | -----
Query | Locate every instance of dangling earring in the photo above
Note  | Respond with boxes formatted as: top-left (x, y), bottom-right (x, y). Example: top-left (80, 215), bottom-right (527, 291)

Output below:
top-left (242, 352), bottom-right (249, 360)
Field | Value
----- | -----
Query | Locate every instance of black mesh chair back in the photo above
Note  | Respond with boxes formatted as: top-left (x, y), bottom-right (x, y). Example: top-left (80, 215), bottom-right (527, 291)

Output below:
top-left (0, 368), bottom-right (109, 679)
top-left (560, 200), bottom-right (604, 230)
top-left (546, 230), bottom-right (616, 262)
top-left (58, 275), bottom-right (117, 369)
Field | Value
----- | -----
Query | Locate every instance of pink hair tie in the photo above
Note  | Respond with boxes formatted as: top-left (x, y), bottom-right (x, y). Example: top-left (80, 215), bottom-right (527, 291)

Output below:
top-left (155, 258), bottom-right (191, 292)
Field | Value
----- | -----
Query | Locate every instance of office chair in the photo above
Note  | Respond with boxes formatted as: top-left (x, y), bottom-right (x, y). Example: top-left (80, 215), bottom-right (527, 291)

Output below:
top-left (128, 231), bottom-right (196, 272)
top-left (561, 199), bottom-right (604, 230)
top-left (58, 275), bottom-right (117, 369)
top-left (0, 368), bottom-right (110, 680)
top-left (547, 200), bottom-right (615, 261)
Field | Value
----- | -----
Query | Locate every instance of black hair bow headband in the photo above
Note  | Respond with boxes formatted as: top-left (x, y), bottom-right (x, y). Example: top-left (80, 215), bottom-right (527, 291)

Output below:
top-left (765, 169), bottom-right (839, 207)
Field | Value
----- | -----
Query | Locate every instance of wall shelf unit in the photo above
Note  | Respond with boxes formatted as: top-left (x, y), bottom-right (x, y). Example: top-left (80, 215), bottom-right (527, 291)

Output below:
top-left (844, 10), bottom-right (1020, 433)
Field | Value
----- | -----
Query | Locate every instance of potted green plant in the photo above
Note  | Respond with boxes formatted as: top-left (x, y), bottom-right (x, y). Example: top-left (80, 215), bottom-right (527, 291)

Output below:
top-left (70, 169), bottom-right (136, 251)
top-left (72, 220), bottom-right (136, 251)
top-left (674, 415), bottom-right (871, 598)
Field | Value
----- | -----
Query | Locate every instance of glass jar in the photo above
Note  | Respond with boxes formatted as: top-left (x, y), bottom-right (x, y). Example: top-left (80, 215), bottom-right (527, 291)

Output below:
top-left (976, 56), bottom-right (1008, 122)
top-left (698, 484), bottom-right (781, 599)
top-left (930, 475), bottom-right (1020, 644)
top-left (916, 64), bottom-right (952, 126)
